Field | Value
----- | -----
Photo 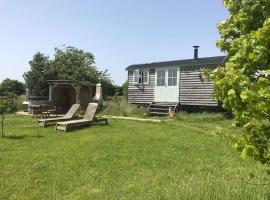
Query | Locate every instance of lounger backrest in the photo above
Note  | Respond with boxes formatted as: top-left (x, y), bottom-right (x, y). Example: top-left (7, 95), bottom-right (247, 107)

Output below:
top-left (83, 103), bottom-right (98, 120)
top-left (64, 104), bottom-right (80, 118)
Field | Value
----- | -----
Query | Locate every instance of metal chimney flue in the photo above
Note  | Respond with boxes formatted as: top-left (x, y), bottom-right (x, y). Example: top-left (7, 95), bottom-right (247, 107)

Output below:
top-left (193, 46), bottom-right (200, 59)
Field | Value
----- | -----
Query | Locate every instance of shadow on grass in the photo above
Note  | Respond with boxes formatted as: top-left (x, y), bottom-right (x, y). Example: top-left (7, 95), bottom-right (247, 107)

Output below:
top-left (4, 135), bottom-right (44, 140)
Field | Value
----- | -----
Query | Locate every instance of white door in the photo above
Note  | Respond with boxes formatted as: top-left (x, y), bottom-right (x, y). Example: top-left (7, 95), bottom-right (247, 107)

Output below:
top-left (154, 68), bottom-right (179, 102)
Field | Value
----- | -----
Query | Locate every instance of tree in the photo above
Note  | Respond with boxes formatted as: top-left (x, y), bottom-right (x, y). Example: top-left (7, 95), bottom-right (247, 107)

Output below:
top-left (0, 78), bottom-right (25, 96)
top-left (24, 46), bottom-right (115, 97)
top-left (51, 46), bottom-right (95, 81)
top-left (23, 52), bottom-right (53, 96)
top-left (205, 0), bottom-right (270, 164)
top-left (0, 94), bottom-right (17, 138)
top-left (0, 100), bottom-right (5, 138)
top-left (51, 46), bottom-right (115, 97)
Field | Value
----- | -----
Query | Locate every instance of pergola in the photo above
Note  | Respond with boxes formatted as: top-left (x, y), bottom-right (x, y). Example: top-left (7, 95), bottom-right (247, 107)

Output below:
top-left (47, 80), bottom-right (94, 113)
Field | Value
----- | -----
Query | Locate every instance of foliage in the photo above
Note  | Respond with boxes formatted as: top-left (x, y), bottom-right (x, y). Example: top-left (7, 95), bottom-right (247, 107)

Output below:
top-left (0, 99), bottom-right (5, 137)
top-left (100, 96), bottom-right (145, 117)
top-left (0, 95), bottom-right (18, 113)
top-left (122, 81), bottom-right (128, 98)
top-left (0, 109), bottom-right (3, 138)
top-left (104, 82), bottom-right (127, 97)
top-left (0, 100), bottom-right (5, 114)
top-left (24, 46), bottom-right (115, 97)
top-left (100, 79), bottom-right (116, 97)
top-left (0, 94), bottom-right (18, 137)
top-left (112, 85), bottom-right (123, 96)
top-left (23, 52), bottom-right (52, 96)
top-left (0, 115), bottom-right (269, 199)
top-left (15, 95), bottom-right (26, 111)
top-left (51, 46), bottom-right (95, 81)
top-left (0, 79), bottom-right (25, 96)
top-left (204, 0), bottom-right (270, 164)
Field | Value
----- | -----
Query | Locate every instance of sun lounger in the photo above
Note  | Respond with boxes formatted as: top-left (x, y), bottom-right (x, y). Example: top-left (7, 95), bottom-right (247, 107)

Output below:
top-left (55, 103), bottom-right (108, 132)
top-left (38, 104), bottom-right (80, 127)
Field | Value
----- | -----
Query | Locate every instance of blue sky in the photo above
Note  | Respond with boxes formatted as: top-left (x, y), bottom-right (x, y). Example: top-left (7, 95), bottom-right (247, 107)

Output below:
top-left (0, 0), bottom-right (228, 85)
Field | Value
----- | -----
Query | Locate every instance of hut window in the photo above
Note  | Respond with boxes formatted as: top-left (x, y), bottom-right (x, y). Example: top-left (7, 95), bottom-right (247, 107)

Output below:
top-left (133, 69), bottom-right (149, 84)
top-left (168, 69), bottom-right (177, 86)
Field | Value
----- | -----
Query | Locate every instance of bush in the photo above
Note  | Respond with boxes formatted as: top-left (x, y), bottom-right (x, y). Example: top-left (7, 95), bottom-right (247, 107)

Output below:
top-left (15, 95), bottom-right (26, 111)
top-left (122, 81), bottom-right (128, 98)
top-left (0, 79), bottom-right (25, 96)
top-left (0, 95), bottom-right (18, 113)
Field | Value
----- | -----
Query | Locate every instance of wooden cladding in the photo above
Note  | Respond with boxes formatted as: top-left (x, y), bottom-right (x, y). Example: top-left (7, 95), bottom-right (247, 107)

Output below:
top-left (127, 65), bottom-right (219, 107)
top-left (127, 69), bottom-right (155, 104)
top-left (179, 66), bottom-right (218, 106)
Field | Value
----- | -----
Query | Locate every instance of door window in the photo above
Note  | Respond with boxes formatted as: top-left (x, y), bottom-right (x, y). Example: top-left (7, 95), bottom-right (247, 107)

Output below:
top-left (168, 69), bottom-right (177, 86)
top-left (157, 70), bottom-right (166, 86)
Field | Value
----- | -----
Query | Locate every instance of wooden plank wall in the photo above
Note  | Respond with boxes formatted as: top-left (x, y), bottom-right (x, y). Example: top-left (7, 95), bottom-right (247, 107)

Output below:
top-left (179, 65), bottom-right (218, 106)
top-left (127, 69), bottom-right (155, 104)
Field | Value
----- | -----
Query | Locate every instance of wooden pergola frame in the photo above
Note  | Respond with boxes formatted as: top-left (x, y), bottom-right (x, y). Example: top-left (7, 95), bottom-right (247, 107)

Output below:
top-left (47, 80), bottom-right (94, 104)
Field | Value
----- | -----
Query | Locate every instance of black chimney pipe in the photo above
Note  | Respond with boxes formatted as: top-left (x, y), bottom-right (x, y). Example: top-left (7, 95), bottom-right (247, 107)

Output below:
top-left (193, 46), bottom-right (200, 59)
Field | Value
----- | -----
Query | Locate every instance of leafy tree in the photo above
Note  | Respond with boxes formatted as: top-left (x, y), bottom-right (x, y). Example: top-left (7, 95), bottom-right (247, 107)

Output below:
top-left (51, 46), bottom-right (95, 81)
top-left (0, 78), bottom-right (25, 96)
top-left (23, 52), bottom-right (54, 96)
top-left (24, 46), bottom-right (115, 97)
top-left (205, 0), bottom-right (270, 164)
top-left (51, 47), bottom-right (115, 97)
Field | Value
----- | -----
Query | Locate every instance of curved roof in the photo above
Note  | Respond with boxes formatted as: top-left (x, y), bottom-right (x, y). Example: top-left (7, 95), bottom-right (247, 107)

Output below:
top-left (126, 56), bottom-right (226, 70)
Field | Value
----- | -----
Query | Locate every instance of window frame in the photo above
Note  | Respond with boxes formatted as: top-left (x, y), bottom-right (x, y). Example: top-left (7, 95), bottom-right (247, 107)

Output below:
top-left (156, 69), bottom-right (166, 86)
top-left (155, 67), bottom-right (179, 87)
top-left (133, 69), bottom-right (149, 85)
top-left (167, 68), bottom-right (178, 86)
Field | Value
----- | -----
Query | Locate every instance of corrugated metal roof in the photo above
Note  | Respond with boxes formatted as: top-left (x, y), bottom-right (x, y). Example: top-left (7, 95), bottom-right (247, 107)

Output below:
top-left (126, 56), bottom-right (226, 70)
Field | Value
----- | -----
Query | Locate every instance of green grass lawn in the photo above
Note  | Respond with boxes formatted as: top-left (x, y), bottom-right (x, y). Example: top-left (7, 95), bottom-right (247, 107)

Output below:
top-left (0, 114), bottom-right (269, 200)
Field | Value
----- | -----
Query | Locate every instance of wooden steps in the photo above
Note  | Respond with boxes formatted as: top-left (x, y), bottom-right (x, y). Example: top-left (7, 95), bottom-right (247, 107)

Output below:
top-left (147, 102), bottom-right (179, 116)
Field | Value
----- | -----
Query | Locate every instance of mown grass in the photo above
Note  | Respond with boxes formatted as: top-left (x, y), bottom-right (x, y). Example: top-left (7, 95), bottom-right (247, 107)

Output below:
top-left (0, 114), bottom-right (269, 200)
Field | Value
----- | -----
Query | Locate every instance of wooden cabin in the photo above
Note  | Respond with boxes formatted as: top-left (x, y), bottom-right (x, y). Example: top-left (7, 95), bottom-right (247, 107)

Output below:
top-left (126, 47), bottom-right (226, 113)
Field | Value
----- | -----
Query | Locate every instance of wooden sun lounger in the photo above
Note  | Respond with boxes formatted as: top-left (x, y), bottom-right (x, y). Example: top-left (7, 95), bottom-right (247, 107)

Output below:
top-left (55, 103), bottom-right (108, 132)
top-left (38, 104), bottom-right (80, 127)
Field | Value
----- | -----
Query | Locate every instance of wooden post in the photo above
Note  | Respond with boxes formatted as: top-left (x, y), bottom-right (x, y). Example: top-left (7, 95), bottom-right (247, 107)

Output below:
top-left (49, 85), bottom-right (53, 101)
top-left (93, 83), bottom-right (102, 102)
top-left (72, 85), bottom-right (80, 104)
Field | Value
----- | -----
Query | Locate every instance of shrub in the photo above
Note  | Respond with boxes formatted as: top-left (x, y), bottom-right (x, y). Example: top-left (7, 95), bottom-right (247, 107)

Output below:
top-left (16, 95), bottom-right (26, 111)
top-left (0, 79), bottom-right (25, 96)
top-left (0, 94), bottom-right (18, 113)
